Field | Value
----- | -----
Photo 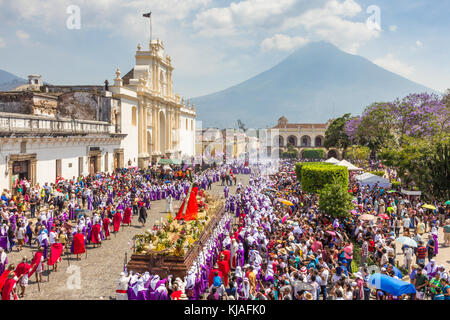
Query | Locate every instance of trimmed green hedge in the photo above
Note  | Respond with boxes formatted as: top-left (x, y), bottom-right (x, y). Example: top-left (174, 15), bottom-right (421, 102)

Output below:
top-left (302, 149), bottom-right (325, 159)
top-left (295, 162), bottom-right (332, 182)
top-left (368, 171), bottom-right (385, 177)
top-left (301, 164), bottom-right (349, 193)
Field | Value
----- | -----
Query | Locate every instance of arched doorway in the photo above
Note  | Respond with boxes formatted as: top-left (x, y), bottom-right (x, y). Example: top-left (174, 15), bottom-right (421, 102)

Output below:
top-left (159, 112), bottom-right (166, 155)
top-left (287, 135), bottom-right (297, 147)
top-left (327, 150), bottom-right (338, 159)
top-left (300, 135), bottom-right (311, 147)
top-left (315, 136), bottom-right (324, 147)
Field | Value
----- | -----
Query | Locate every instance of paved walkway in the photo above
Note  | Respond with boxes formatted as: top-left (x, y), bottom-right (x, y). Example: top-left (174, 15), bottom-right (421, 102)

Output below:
top-left (6, 175), bottom-right (250, 300)
top-left (394, 227), bottom-right (450, 275)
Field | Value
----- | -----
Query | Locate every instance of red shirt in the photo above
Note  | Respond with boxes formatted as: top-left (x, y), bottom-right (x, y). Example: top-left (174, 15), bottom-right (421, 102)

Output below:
top-left (171, 290), bottom-right (182, 300)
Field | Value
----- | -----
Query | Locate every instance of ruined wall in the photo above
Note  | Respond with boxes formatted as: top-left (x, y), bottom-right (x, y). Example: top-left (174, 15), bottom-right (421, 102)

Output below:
top-left (0, 92), bottom-right (33, 114)
top-left (57, 91), bottom-right (111, 122)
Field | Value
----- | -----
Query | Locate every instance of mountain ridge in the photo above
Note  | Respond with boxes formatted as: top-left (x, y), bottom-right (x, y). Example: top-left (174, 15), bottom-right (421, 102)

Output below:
top-left (191, 41), bottom-right (438, 128)
top-left (0, 69), bottom-right (27, 91)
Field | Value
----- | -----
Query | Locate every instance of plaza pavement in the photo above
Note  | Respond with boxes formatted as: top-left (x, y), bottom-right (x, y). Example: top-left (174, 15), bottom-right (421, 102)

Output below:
top-left (6, 175), bottom-right (249, 300)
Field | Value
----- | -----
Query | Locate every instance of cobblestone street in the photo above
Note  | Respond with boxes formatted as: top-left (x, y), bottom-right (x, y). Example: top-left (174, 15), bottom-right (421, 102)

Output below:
top-left (6, 175), bottom-right (249, 300)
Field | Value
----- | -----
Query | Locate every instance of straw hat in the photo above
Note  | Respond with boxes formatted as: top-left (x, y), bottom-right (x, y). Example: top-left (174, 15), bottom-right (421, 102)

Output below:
top-left (304, 292), bottom-right (313, 300)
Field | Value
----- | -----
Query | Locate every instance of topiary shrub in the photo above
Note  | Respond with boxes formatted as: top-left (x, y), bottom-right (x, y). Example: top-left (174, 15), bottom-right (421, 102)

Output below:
top-left (301, 163), bottom-right (349, 193)
top-left (302, 149), bottom-right (325, 159)
top-left (368, 171), bottom-right (385, 177)
top-left (319, 177), bottom-right (353, 218)
top-left (295, 162), bottom-right (332, 182)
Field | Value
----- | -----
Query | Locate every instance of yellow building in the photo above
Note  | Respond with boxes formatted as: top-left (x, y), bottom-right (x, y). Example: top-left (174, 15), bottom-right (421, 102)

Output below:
top-left (268, 116), bottom-right (341, 159)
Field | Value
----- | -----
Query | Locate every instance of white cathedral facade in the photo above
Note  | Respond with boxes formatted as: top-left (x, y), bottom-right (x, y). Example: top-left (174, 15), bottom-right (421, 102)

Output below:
top-left (110, 39), bottom-right (196, 168)
top-left (0, 39), bottom-right (196, 190)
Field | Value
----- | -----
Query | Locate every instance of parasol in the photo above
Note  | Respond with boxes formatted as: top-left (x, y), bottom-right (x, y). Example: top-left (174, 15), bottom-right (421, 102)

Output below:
top-left (295, 282), bottom-right (314, 291)
top-left (422, 204), bottom-right (436, 210)
top-left (281, 199), bottom-right (294, 206)
top-left (379, 214), bottom-right (390, 220)
top-left (395, 236), bottom-right (417, 248)
top-left (359, 214), bottom-right (375, 221)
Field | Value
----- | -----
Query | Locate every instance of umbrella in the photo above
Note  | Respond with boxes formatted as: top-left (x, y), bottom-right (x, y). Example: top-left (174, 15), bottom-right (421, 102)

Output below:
top-left (164, 181), bottom-right (172, 184)
top-left (386, 207), bottom-right (394, 214)
top-left (350, 210), bottom-right (358, 215)
top-left (281, 200), bottom-right (294, 206)
top-left (445, 200), bottom-right (450, 205)
top-left (368, 274), bottom-right (415, 296)
top-left (395, 236), bottom-right (417, 248)
top-left (422, 204), bottom-right (436, 210)
top-left (359, 214), bottom-right (375, 221)
top-left (326, 230), bottom-right (336, 236)
top-left (379, 214), bottom-right (390, 220)
top-left (294, 282), bottom-right (314, 292)
top-left (387, 190), bottom-right (397, 193)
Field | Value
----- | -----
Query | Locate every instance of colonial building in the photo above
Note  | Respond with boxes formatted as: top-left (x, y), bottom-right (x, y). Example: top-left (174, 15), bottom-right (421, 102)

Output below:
top-left (0, 38), bottom-right (196, 190)
top-left (0, 81), bottom-right (125, 190)
top-left (195, 128), bottom-right (262, 163)
top-left (267, 116), bottom-right (341, 159)
top-left (109, 39), bottom-right (196, 168)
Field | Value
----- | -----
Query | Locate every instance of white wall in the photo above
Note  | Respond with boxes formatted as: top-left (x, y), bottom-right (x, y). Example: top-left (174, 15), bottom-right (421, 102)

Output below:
top-left (179, 114), bottom-right (195, 158)
top-left (0, 138), bottom-right (121, 190)
top-left (119, 98), bottom-right (139, 167)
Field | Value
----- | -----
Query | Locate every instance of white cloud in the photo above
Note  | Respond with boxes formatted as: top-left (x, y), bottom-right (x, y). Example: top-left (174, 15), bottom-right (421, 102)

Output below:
top-left (0, 38), bottom-right (5, 48)
top-left (373, 54), bottom-right (415, 77)
top-left (1, 0), bottom-right (210, 33)
top-left (261, 34), bottom-right (309, 51)
top-left (389, 25), bottom-right (398, 32)
top-left (193, 0), bottom-right (297, 37)
top-left (280, 0), bottom-right (380, 54)
top-left (415, 40), bottom-right (423, 48)
top-left (16, 30), bottom-right (30, 40)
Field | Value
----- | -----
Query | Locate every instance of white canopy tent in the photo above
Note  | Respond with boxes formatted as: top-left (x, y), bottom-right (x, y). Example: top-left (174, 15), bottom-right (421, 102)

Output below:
top-left (336, 159), bottom-right (362, 171)
top-left (355, 172), bottom-right (391, 189)
top-left (325, 157), bottom-right (340, 164)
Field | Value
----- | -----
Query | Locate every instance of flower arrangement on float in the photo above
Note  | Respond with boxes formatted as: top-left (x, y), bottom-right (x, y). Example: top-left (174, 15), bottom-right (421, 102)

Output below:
top-left (133, 191), bottom-right (224, 257)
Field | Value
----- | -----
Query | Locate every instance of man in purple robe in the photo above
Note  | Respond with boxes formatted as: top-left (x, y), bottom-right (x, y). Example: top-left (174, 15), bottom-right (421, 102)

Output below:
top-left (0, 247), bottom-right (7, 274)
top-left (0, 224), bottom-right (9, 251)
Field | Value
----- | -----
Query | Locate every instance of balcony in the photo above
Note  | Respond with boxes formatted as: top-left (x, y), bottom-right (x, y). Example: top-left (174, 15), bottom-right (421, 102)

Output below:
top-left (0, 112), bottom-right (122, 137)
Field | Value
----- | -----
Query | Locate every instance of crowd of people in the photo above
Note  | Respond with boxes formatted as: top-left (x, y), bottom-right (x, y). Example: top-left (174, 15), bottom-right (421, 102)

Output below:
top-left (120, 159), bottom-right (449, 301)
top-left (0, 161), bottom-right (251, 300)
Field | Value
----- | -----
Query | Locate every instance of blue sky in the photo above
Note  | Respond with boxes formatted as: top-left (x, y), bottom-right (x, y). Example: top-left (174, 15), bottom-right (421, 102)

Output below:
top-left (0, 0), bottom-right (448, 98)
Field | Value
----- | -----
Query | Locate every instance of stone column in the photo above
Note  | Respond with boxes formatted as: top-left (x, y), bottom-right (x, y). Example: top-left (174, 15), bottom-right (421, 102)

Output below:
top-left (30, 158), bottom-right (37, 186)
top-left (138, 102), bottom-right (144, 155)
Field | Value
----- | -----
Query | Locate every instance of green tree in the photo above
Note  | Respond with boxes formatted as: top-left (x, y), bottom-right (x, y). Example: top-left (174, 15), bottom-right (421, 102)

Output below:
top-left (324, 113), bottom-right (351, 152)
top-left (344, 145), bottom-right (371, 162)
top-left (354, 102), bottom-right (396, 156)
top-left (380, 134), bottom-right (450, 201)
top-left (319, 177), bottom-right (353, 218)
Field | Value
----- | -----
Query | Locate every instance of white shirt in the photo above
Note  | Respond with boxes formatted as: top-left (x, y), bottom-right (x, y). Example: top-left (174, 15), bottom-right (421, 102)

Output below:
top-left (49, 231), bottom-right (57, 244)
top-left (320, 269), bottom-right (329, 286)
